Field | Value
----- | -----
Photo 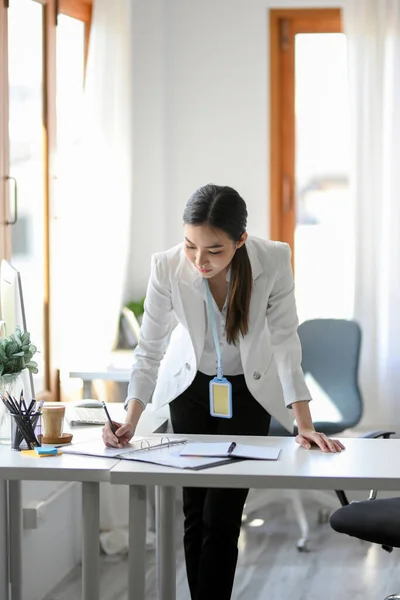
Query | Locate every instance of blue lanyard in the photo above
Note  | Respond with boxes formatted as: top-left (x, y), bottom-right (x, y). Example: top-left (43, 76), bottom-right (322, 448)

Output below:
top-left (204, 280), bottom-right (223, 380)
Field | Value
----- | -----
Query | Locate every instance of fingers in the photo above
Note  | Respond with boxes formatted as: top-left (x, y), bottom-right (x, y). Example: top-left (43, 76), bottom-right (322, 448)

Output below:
top-left (318, 434), bottom-right (345, 453)
top-left (296, 432), bottom-right (345, 453)
top-left (115, 424), bottom-right (132, 437)
top-left (115, 424), bottom-right (133, 446)
top-left (102, 422), bottom-right (122, 448)
top-left (316, 435), bottom-right (332, 453)
top-left (332, 439), bottom-right (346, 451)
top-left (295, 435), bottom-right (311, 450)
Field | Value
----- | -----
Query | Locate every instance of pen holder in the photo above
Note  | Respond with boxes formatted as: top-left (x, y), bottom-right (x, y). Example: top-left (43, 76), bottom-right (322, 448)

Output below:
top-left (10, 412), bottom-right (41, 451)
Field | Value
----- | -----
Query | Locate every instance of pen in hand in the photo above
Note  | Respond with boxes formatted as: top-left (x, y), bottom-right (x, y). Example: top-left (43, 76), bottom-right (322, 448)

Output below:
top-left (102, 401), bottom-right (118, 437)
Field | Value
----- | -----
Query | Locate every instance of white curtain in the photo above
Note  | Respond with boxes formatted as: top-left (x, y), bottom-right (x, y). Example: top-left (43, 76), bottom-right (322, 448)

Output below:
top-left (343, 1), bottom-right (400, 428)
top-left (52, 0), bottom-right (136, 548)
top-left (54, 0), bottom-right (133, 370)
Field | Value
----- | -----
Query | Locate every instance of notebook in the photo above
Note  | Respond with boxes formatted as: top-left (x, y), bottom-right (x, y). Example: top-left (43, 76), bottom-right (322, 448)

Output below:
top-left (180, 442), bottom-right (281, 461)
top-left (62, 437), bottom-right (241, 470)
top-left (122, 445), bottom-right (236, 470)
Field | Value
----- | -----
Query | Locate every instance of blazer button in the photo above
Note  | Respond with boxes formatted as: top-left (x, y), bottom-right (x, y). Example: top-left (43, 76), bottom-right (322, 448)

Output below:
top-left (253, 371), bottom-right (261, 380)
top-left (185, 363), bottom-right (191, 370)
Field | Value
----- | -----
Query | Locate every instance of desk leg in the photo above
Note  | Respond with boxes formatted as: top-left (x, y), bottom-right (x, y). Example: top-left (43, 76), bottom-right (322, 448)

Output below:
top-left (82, 380), bottom-right (93, 399)
top-left (156, 486), bottom-right (176, 600)
top-left (128, 485), bottom-right (147, 600)
top-left (82, 482), bottom-right (100, 600)
top-left (9, 481), bottom-right (22, 600)
top-left (0, 480), bottom-right (9, 600)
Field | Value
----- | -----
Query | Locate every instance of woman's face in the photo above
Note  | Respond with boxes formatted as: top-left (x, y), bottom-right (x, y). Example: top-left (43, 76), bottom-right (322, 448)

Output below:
top-left (183, 224), bottom-right (247, 280)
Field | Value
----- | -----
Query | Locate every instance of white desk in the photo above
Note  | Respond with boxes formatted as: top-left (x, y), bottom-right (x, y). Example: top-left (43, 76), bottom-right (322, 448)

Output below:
top-left (0, 403), bottom-right (168, 600)
top-left (110, 434), bottom-right (400, 600)
top-left (0, 448), bottom-right (119, 600)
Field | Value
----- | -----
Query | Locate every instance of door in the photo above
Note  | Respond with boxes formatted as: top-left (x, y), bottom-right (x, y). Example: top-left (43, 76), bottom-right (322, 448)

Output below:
top-left (270, 9), bottom-right (353, 322)
top-left (5, 0), bottom-right (48, 393)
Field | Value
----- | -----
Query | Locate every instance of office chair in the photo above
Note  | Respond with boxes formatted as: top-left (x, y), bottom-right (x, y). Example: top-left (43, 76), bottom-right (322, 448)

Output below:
top-left (330, 497), bottom-right (400, 600)
top-left (245, 319), bottom-right (395, 550)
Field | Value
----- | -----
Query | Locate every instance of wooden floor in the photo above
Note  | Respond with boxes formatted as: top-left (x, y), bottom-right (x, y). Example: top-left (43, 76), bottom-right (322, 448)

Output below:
top-left (44, 495), bottom-right (400, 600)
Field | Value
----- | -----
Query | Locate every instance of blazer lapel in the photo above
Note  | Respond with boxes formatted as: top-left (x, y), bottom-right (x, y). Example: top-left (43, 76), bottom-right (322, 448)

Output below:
top-left (246, 241), bottom-right (266, 328)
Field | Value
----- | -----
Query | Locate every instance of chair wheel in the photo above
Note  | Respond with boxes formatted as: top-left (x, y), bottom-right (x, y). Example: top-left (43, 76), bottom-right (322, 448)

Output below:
top-left (317, 508), bottom-right (330, 524)
top-left (296, 538), bottom-right (309, 552)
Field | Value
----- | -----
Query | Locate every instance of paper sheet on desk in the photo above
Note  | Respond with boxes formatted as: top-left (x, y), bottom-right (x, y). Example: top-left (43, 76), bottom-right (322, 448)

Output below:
top-left (62, 437), bottom-right (187, 459)
top-left (62, 439), bottom-right (230, 469)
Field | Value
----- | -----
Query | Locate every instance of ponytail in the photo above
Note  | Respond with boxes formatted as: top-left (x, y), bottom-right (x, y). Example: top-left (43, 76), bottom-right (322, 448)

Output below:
top-left (225, 243), bottom-right (252, 344)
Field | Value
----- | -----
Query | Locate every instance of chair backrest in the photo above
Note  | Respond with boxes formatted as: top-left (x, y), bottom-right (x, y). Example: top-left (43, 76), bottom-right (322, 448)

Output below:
top-left (298, 318), bottom-right (363, 434)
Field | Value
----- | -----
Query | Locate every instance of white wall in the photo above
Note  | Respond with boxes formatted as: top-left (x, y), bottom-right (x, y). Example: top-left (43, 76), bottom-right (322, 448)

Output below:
top-left (126, 0), bottom-right (344, 299)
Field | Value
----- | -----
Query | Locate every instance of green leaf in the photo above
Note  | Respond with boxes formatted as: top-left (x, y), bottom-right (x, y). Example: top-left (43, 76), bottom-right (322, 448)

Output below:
top-left (26, 361), bottom-right (38, 374)
top-left (5, 342), bottom-right (19, 356)
top-left (0, 329), bottom-right (39, 378)
top-left (25, 360), bottom-right (38, 368)
top-left (21, 332), bottom-right (30, 344)
top-left (125, 298), bottom-right (146, 317)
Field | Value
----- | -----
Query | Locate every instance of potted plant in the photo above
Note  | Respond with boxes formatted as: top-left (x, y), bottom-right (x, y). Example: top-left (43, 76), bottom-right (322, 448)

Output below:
top-left (125, 297), bottom-right (145, 323)
top-left (0, 328), bottom-right (38, 443)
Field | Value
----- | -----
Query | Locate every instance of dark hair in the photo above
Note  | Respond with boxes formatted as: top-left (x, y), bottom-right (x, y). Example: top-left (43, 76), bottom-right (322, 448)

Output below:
top-left (182, 184), bottom-right (252, 344)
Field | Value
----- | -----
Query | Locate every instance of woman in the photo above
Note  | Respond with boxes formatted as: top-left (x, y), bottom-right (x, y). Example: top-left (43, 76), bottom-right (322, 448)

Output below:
top-left (103, 184), bottom-right (344, 600)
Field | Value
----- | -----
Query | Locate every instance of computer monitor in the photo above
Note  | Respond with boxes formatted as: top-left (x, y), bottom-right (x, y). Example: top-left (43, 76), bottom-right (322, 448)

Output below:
top-left (0, 259), bottom-right (35, 401)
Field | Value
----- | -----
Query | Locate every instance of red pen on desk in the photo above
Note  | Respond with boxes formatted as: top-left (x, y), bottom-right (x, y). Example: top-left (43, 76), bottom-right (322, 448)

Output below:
top-left (101, 401), bottom-right (118, 437)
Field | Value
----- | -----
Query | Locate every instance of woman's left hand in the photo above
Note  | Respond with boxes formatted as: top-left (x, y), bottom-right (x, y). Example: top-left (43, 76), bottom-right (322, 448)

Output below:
top-left (296, 429), bottom-right (345, 453)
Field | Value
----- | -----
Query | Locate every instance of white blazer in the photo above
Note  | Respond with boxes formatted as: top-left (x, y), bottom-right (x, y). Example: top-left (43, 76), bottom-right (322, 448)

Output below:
top-left (126, 236), bottom-right (311, 432)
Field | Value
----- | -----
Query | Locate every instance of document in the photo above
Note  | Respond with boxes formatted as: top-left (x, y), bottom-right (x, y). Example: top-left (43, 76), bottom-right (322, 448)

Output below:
top-left (62, 438), bottom-right (280, 470)
top-left (125, 445), bottom-right (236, 470)
top-left (62, 436), bottom-right (187, 459)
top-left (180, 442), bottom-right (281, 461)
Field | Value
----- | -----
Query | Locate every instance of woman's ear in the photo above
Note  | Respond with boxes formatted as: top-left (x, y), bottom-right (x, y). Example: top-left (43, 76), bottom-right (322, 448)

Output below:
top-left (236, 231), bottom-right (248, 249)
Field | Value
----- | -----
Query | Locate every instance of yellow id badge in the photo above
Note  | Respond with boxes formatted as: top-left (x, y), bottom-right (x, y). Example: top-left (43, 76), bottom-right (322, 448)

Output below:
top-left (209, 377), bottom-right (232, 418)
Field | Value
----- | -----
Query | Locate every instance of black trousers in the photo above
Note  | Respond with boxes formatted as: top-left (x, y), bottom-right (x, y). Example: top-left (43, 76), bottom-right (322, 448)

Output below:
top-left (170, 371), bottom-right (271, 600)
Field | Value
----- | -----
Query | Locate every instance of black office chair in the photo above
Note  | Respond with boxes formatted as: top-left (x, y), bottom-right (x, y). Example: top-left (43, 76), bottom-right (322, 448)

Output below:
top-left (245, 319), bottom-right (395, 550)
top-left (330, 498), bottom-right (400, 600)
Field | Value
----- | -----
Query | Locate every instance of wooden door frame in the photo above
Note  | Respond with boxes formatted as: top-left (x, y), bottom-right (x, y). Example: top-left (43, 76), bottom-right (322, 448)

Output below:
top-left (43, 0), bottom-right (57, 397)
top-left (269, 8), bottom-right (342, 254)
top-left (1, 0), bottom-right (92, 400)
top-left (59, 0), bottom-right (93, 69)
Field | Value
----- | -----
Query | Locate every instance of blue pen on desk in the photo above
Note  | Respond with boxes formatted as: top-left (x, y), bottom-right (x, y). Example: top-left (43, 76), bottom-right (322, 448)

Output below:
top-left (101, 401), bottom-right (117, 437)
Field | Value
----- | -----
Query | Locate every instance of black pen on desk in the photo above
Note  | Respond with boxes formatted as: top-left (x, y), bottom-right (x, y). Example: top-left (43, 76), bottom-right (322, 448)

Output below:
top-left (101, 401), bottom-right (117, 437)
top-left (227, 442), bottom-right (237, 455)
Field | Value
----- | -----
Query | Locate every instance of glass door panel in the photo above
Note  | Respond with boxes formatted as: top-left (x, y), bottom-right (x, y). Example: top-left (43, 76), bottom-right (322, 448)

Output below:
top-left (294, 33), bottom-right (353, 323)
top-left (8, 0), bottom-right (45, 391)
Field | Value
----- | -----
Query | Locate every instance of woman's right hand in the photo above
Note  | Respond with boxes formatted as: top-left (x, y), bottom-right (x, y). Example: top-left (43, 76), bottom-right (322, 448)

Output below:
top-left (102, 421), bottom-right (135, 448)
